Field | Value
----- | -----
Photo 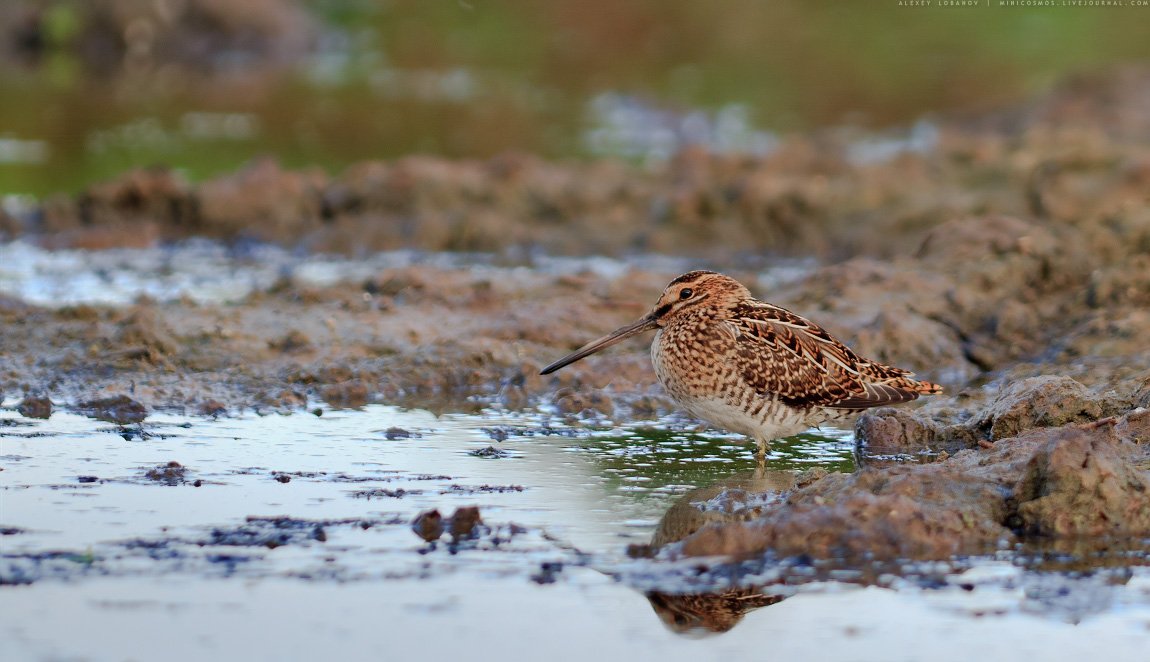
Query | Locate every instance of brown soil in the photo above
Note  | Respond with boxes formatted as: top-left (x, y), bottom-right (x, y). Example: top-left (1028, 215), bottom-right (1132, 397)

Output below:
top-left (3, 68), bottom-right (1150, 562)
top-left (670, 409), bottom-right (1150, 562)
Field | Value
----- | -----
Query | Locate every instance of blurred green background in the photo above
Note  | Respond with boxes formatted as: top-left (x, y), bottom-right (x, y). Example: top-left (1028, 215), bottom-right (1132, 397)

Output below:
top-left (1, 0), bottom-right (1149, 198)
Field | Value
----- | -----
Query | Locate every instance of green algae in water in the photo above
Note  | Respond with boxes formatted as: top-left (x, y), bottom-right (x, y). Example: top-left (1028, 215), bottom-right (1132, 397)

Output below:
top-left (575, 425), bottom-right (855, 498)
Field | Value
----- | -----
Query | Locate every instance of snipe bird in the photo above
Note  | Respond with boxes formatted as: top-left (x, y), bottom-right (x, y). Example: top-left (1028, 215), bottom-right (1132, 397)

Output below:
top-left (540, 271), bottom-right (941, 462)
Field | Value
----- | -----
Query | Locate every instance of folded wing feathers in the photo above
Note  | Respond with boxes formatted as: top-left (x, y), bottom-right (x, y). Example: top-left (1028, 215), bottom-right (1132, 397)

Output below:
top-left (731, 301), bottom-right (939, 410)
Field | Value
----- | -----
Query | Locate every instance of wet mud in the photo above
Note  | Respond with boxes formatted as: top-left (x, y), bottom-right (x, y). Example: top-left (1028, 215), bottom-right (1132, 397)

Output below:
top-left (4, 68), bottom-right (1150, 650)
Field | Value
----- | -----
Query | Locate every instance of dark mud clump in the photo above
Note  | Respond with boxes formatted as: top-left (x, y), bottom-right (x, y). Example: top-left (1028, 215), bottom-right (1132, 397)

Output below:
top-left (971, 376), bottom-right (1112, 442)
top-left (468, 446), bottom-right (511, 459)
top-left (205, 516), bottom-right (375, 549)
top-left (530, 561), bottom-right (564, 585)
top-left (410, 506), bottom-right (490, 545)
top-left (448, 506), bottom-right (484, 543)
top-left (0, 550), bottom-right (99, 586)
top-left (143, 461), bottom-right (189, 486)
top-left (411, 509), bottom-right (445, 543)
top-left (351, 488), bottom-right (422, 499)
top-left (16, 395), bottom-right (51, 419)
top-left (76, 395), bottom-right (147, 425)
top-left (439, 484), bottom-right (525, 495)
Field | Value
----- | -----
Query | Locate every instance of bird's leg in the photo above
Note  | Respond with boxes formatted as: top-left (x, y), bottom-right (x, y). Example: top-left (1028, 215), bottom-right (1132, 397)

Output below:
top-left (754, 437), bottom-right (769, 473)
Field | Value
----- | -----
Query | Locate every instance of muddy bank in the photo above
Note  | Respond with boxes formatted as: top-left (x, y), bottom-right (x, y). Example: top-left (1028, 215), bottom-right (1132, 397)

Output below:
top-left (2, 71), bottom-right (1148, 416)
top-left (636, 376), bottom-right (1149, 566)
top-left (3, 68), bottom-right (1150, 261)
top-left (0, 263), bottom-right (674, 415)
top-left (667, 409), bottom-right (1150, 562)
top-left (4, 247), bottom-right (1147, 567)
top-left (3, 208), bottom-right (1148, 422)
top-left (4, 68), bottom-right (1150, 576)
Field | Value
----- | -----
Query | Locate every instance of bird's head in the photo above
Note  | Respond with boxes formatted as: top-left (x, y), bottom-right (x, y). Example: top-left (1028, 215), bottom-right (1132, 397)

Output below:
top-left (647, 270), bottom-right (750, 326)
top-left (539, 270), bottom-right (750, 375)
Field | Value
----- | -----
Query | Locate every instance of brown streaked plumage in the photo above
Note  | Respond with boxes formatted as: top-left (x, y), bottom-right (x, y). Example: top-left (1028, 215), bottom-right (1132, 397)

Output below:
top-left (540, 270), bottom-right (941, 461)
top-left (647, 589), bottom-right (784, 634)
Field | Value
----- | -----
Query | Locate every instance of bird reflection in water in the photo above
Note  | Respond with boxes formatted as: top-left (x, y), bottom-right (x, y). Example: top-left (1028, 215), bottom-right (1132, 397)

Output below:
top-left (647, 589), bottom-right (783, 635)
top-left (641, 468), bottom-right (817, 635)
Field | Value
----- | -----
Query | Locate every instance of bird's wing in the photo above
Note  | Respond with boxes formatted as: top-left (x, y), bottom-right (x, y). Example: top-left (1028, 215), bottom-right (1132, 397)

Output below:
top-left (723, 301), bottom-right (922, 410)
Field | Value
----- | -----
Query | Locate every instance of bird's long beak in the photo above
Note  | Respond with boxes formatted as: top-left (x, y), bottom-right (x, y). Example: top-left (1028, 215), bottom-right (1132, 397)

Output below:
top-left (539, 314), bottom-right (659, 375)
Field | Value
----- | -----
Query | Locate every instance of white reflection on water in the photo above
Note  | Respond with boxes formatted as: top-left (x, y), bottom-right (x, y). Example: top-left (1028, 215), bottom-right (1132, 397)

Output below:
top-left (0, 404), bottom-right (848, 558)
top-left (2, 404), bottom-right (1150, 660)
top-left (0, 241), bottom-right (705, 308)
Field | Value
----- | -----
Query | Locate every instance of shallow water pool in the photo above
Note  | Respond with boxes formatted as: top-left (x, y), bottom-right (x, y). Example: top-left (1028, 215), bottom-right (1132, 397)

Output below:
top-left (2, 404), bottom-right (1149, 661)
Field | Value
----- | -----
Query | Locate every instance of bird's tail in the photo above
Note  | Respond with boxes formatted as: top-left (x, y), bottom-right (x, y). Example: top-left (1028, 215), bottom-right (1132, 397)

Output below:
top-left (860, 360), bottom-right (943, 396)
top-left (896, 375), bottom-right (943, 395)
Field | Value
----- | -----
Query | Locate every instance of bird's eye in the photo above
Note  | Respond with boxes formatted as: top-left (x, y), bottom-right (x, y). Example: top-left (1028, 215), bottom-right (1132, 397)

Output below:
top-left (679, 288), bottom-right (693, 300)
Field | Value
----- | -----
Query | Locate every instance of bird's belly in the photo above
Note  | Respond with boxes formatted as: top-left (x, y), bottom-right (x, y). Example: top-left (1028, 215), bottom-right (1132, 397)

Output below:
top-left (677, 392), bottom-right (813, 441)
top-left (651, 330), bottom-right (820, 440)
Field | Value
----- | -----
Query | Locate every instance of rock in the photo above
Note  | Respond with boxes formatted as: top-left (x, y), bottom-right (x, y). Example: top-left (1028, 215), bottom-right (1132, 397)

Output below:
top-left (76, 395), bottom-right (147, 424)
top-left (974, 376), bottom-right (1105, 441)
top-left (673, 409), bottom-right (1150, 562)
top-left (679, 468), bottom-right (1012, 561)
top-left (448, 506), bottom-right (484, 542)
top-left (17, 395), bottom-right (52, 419)
top-left (651, 470), bottom-right (797, 548)
top-left (384, 427), bottom-right (415, 440)
top-left (1014, 422), bottom-right (1150, 537)
top-left (857, 408), bottom-right (946, 449)
top-left (411, 509), bottom-right (445, 543)
top-left (855, 407), bottom-right (980, 458)
top-left (858, 376), bottom-right (1120, 458)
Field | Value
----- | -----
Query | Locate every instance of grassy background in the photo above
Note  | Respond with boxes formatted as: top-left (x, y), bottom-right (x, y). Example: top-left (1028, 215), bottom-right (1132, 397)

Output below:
top-left (1, 0), bottom-right (1149, 196)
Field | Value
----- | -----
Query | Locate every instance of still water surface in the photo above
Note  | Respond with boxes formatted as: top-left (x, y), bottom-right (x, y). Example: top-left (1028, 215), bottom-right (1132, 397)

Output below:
top-left (2, 404), bottom-right (1149, 661)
